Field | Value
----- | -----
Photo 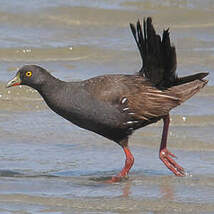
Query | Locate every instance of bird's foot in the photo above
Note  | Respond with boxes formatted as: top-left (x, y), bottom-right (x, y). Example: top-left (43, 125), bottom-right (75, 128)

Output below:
top-left (160, 148), bottom-right (185, 176)
top-left (107, 174), bottom-right (129, 183)
top-left (106, 145), bottom-right (134, 183)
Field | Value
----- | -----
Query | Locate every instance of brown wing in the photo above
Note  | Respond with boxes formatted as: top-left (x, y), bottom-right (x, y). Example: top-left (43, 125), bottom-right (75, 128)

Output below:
top-left (82, 75), bottom-right (181, 125)
top-left (125, 85), bottom-right (180, 122)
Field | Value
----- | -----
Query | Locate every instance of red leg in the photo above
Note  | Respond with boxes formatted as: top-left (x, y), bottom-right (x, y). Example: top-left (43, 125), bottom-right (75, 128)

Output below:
top-left (159, 114), bottom-right (185, 176)
top-left (110, 144), bottom-right (134, 182)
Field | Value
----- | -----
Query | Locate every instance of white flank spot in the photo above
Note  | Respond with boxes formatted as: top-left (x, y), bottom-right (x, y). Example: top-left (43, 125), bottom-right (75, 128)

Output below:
top-left (127, 121), bottom-right (133, 124)
top-left (121, 97), bottom-right (128, 104)
top-left (128, 112), bottom-right (135, 115)
top-left (127, 121), bottom-right (138, 124)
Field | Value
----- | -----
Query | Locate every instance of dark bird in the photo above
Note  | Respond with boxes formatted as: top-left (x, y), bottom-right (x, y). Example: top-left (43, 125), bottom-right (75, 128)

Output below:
top-left (7, 17), bottom-right (208, 181)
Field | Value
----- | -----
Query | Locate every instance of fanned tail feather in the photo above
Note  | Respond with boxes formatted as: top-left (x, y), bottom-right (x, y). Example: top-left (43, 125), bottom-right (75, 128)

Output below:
top-left (130, 17), bottom-right (177, 88)
top-left (130, 17), bottom-right (208, 90)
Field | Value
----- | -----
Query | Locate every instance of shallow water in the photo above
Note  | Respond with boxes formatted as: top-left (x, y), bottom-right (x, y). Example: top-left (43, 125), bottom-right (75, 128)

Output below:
top-left (0, 0), bottom-right (214, 213)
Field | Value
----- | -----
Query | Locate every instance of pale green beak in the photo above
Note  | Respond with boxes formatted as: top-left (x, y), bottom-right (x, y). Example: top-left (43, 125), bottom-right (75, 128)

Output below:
top-left (6, 72), bottom-right (21, 88)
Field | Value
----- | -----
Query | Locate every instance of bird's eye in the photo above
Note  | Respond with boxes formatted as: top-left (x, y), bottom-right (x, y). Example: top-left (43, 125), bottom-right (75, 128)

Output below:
top-left (25, 71), bottom-right (32, 77)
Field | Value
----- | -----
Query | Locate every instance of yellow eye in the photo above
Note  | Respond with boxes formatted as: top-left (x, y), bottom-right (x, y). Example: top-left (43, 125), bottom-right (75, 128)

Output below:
top-left (26, 71), bottom-right (32, 77)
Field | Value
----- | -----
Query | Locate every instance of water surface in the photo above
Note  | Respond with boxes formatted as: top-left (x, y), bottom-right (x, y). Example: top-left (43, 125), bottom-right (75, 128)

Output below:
top-left (0, 0), bottom-right (214, 213)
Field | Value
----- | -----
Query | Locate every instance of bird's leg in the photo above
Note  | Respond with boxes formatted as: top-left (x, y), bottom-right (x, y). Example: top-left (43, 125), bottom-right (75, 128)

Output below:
top-left (111, 140), bottom-right (134, 182)
top-left (159, 114), bottom-right (185, 176)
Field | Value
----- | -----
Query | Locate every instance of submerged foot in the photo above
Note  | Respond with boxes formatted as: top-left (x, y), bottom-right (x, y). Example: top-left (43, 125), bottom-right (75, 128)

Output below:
top-left (106, 174), bottom-right (129, 183)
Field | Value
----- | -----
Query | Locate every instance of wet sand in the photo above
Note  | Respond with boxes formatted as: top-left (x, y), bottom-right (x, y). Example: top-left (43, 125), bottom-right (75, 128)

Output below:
top-left (0, 0), bottom-right (214, 213)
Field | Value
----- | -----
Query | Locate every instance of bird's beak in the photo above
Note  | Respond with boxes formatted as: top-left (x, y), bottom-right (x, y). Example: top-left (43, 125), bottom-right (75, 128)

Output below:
top-left (6, 72), bottom-right (21, 88)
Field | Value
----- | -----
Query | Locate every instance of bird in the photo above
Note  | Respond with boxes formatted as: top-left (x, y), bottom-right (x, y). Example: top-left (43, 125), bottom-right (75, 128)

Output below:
top-left (7, 17), bottom-right (208, 182)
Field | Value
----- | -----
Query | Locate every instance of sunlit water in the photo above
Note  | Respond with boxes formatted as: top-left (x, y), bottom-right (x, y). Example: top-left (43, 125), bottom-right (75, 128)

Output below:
top-left (0, 0), bottom-right (214, 213)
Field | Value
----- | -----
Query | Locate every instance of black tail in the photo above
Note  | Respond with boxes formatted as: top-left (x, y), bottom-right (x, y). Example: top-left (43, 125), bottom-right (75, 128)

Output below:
top-left (174, 72), bottom-right (208, 86)
top-left (130, 17), bottom-right (208, 88)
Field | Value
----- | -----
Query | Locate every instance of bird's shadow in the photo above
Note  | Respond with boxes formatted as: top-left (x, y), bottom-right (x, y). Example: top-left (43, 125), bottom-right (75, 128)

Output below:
top-left (0, 169), bottom-right (22, 177)
top-left (0, 169), bottom-right (186, 199)
top-left (0, 168), bottom-right (170, 179)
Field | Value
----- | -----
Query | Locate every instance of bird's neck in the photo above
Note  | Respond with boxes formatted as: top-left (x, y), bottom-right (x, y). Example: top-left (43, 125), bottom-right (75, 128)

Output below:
top-left (37, 75), bottom-right (65, 99)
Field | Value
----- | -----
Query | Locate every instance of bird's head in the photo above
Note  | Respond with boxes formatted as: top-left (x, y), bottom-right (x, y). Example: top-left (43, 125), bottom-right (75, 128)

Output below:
top-left (7, 65), bottom-right (51, 90)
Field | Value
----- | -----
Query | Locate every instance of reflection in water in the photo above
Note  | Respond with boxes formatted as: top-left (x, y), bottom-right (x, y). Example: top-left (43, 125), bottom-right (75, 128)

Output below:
top-left (160, 183), bottom-right (174, 200)
top-left (117, 177), bottom-right (174, 199)
top-left (120, 181), bottom-right (132, 197)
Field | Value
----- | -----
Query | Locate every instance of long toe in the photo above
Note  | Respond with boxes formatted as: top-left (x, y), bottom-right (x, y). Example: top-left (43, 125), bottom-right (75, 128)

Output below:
top-left (160, 149), bottom-right (185, 176)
